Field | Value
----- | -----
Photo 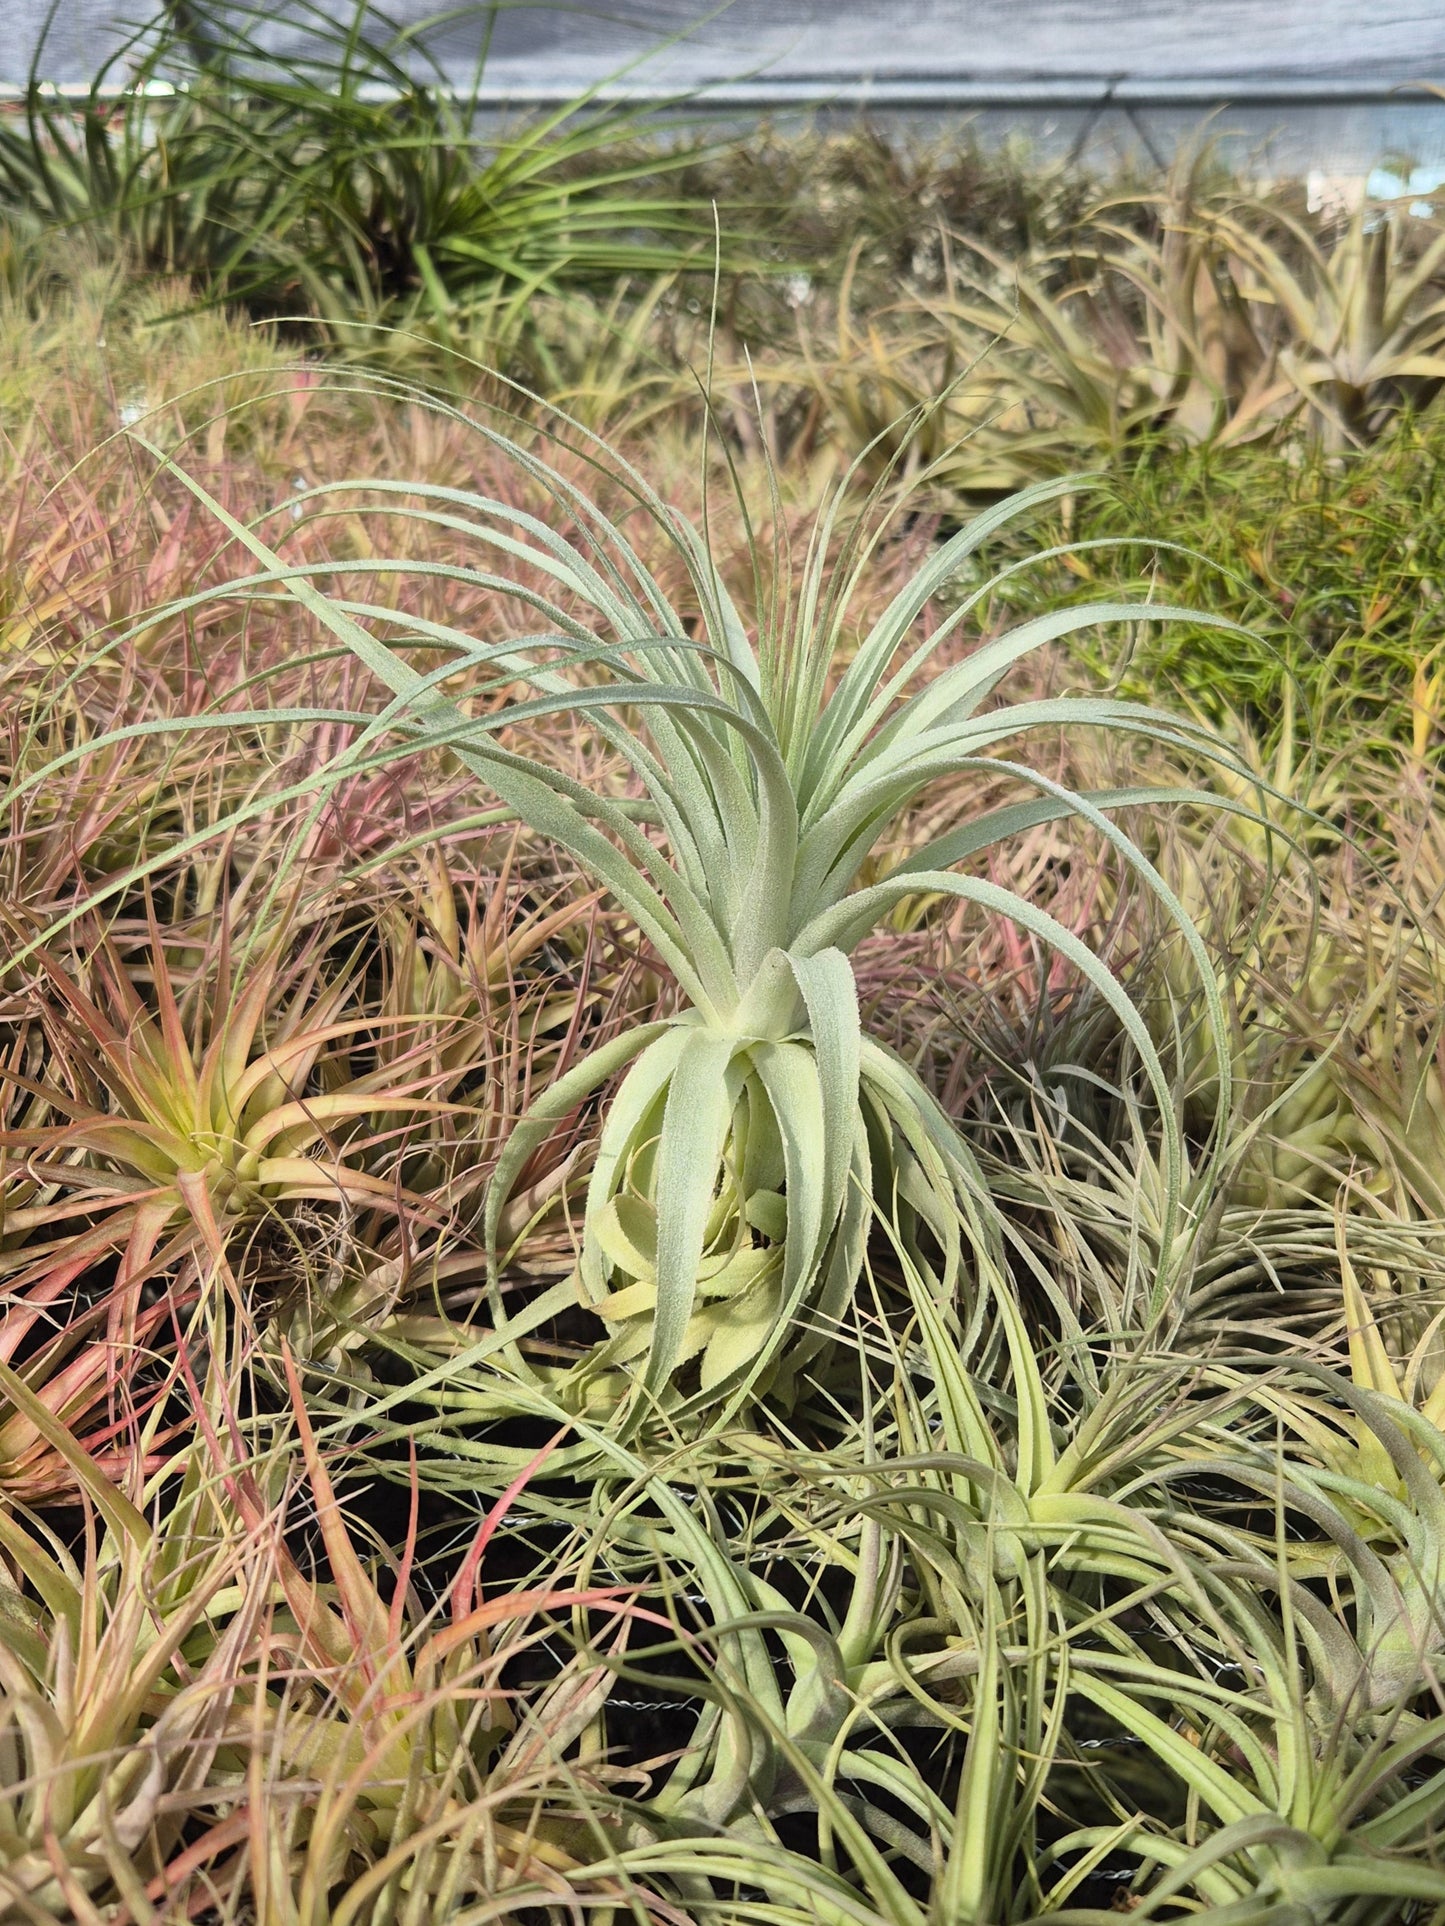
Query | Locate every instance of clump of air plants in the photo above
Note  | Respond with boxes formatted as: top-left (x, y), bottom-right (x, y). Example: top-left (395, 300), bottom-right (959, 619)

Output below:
top-left (13, 163), bottom-right (1445, 1926)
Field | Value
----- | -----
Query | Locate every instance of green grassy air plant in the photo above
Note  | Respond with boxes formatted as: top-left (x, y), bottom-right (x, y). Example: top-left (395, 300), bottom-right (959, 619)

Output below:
top-left (1, 0), bottom-right (738, 338)
top-left (102, 408), bottom-right (1242, 1430)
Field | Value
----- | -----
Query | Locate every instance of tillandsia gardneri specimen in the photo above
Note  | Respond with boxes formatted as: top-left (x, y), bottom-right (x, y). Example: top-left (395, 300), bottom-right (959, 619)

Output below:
top-left (109, 410), bottom-right (1240, 1426)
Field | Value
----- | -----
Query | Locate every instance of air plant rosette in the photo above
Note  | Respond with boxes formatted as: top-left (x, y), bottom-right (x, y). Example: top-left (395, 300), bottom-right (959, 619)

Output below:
top-left (53, 396), bottom-right (1258, 1449)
